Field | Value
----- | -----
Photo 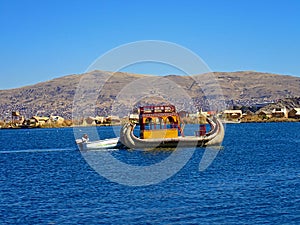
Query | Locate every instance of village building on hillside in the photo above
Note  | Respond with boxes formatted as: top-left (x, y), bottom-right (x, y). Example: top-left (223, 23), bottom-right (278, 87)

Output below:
top-left (11, 111), bottom-right (25, 127)
top-left (198, 110), bottom-right (217, 118)
top-left (84, 116), bottom-right (106, 125)
top-left (50, 115), bottom-right (65, 125)
top-left (288, 108), bottom-right (300, 119)
top-left (129, 114), bottom-right (139, 124)
top-left (187, 112), bottom-right (200, 119)
top-left (85, 116), bottom-right (97, 125)
top-left (206, 111), bottom-right (217, 117)
top-left (82, 115), bottom-right (121, 126)
top-left (24, 116), bottom-right (50, 128)
top-left (272, 107), bottom-right (288, 118)
top-left (257, 110), bottom-right (272, 119)
top-left (95, 116), bottom-right (105, 124)
top-left (106, 116), bottom-right (121, 125)
top-left (221, 110), bottom-right (243, 121)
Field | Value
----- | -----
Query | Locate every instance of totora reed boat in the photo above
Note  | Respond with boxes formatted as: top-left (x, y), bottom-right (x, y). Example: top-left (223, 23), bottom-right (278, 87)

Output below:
top-left (119, 105), bottom-right (224, 149)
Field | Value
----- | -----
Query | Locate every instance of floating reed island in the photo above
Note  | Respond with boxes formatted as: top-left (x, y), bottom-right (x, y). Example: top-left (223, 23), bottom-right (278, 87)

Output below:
top-left (0, 106), bottom-right (300, 129)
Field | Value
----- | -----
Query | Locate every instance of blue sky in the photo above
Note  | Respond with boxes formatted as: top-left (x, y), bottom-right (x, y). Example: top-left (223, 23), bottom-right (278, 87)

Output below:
top-left (0, 0), bottom-right (299, 89)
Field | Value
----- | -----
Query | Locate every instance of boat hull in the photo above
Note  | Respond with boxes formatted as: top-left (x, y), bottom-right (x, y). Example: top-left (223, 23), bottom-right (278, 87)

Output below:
top-left (76, 137), bottom-right (121, 151)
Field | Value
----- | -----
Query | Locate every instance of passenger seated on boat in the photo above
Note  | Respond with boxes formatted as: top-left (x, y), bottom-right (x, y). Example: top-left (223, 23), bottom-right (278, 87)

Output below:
top-left (195, 124), bottom-right (206, 137)
top-left (81, 134), bottom-right (89, 143)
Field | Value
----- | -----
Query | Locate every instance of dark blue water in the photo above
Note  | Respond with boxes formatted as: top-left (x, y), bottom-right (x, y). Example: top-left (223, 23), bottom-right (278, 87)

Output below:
top-left (0, 123), bottom-right (299, 224)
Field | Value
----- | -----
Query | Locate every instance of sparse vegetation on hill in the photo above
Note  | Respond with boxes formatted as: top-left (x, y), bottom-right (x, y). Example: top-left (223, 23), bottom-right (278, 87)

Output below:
top-left (0, 70), bottom-right (300, 121)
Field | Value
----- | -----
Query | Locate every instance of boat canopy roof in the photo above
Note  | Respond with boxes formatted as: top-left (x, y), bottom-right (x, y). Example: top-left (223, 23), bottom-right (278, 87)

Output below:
top-left (140, 105), bottom-right (176, 115)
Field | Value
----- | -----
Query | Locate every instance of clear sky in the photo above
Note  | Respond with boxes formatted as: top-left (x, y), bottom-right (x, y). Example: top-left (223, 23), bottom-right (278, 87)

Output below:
top-left (0, 0), bottom-right (299, 89)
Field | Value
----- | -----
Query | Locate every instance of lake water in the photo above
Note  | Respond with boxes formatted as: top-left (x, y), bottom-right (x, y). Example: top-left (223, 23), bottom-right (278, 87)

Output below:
top-left (0, 123), bottom-right (299, 224)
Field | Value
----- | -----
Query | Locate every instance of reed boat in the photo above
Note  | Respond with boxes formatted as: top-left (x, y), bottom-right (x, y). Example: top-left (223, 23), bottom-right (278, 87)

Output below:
top-left (120, 105), bottom-right (224, 149)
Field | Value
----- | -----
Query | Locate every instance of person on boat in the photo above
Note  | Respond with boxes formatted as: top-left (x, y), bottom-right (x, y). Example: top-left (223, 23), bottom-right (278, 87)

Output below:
top-left (199, 124), bottom-right (206, 136)
top-left (81, 134), bottom-right (89, 143)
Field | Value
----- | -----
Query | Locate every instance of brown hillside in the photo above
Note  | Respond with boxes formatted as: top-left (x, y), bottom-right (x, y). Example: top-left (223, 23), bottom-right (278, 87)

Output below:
top-left (0, 70), bottom-right (300, 120)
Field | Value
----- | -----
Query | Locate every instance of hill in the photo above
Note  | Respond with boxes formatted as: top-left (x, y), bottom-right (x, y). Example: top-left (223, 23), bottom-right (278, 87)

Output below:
top-left (1, 70), bottom-right (300, 120)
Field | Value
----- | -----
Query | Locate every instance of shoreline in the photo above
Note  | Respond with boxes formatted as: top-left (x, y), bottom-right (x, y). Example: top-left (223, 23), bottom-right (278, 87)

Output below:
top-left (1, 119), bottom-right (299, 130)
top-left (240, 117), bottom-right (300, 123)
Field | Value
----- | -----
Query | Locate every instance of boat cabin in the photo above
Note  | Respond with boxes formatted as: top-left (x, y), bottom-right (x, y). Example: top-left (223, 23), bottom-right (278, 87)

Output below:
top-left (139, 105), bottom-right (182, 139)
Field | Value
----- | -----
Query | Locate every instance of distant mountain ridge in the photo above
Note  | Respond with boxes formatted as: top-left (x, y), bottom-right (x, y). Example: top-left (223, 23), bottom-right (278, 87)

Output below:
top-left (1, 70), bottom-right (300, 120)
